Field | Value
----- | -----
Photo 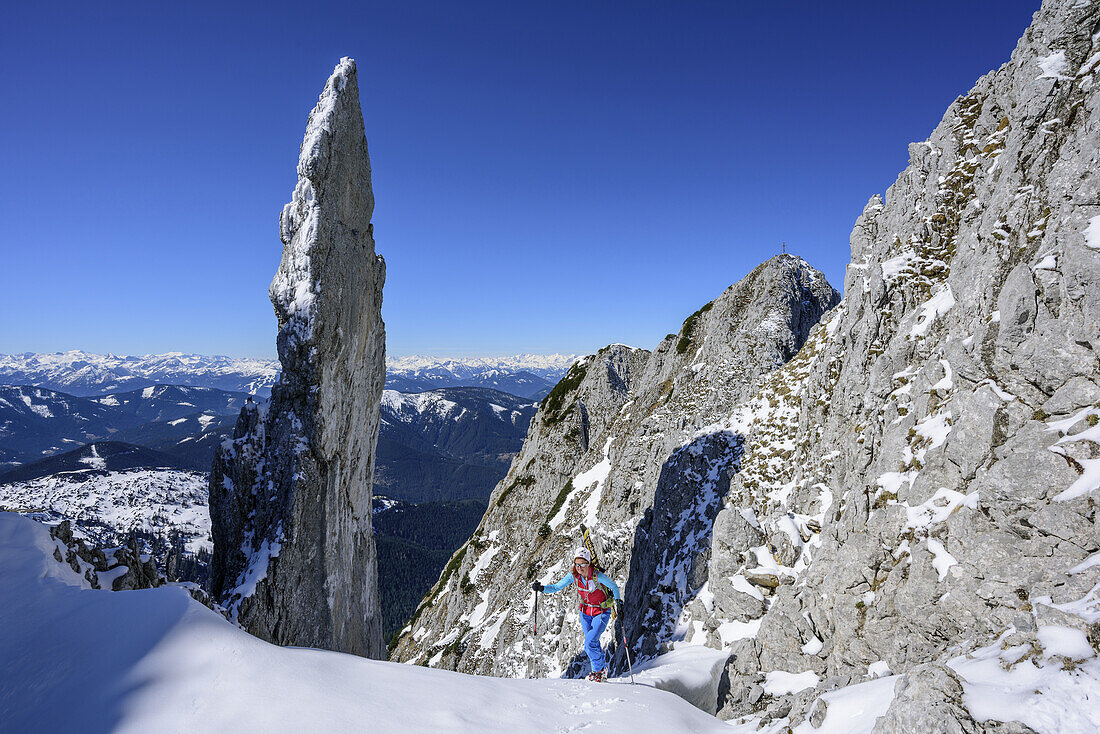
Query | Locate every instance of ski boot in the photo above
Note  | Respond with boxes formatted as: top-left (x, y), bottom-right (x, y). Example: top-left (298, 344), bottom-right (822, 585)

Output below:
top-left (586, 669), bottom-right (605, 682)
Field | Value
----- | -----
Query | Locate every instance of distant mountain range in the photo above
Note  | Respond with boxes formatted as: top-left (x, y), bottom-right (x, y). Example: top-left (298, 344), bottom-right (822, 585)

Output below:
top-left (0, 356), bottom-right (549, 609)
top-left (384, 354), bottom-right (577, 398)
top-left (0, 384), bottom-right (248, 468)
top-left (0, 352), bottom-right (278, 397)
top-left (90, 384), bottom-right (251, 422)
top-left (0, 385), bottom-right (147, 463)
top-left (0, 351), bottom-right (577, 400)
top-left (387, 354), bottom-right (577, 375)
top-left (382, 387), bottom-right (536, 468)
top-left (1, 381), bottom-right (538, 503)
top-left (112, 412), bottom-right (238, 472)
top-left (375, 387), bottom-right (537, 502)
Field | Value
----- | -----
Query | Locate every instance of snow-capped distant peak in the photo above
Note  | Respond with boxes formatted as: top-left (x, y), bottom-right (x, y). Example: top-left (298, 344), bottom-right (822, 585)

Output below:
top-left (383, 355), bottom-right (579, 399)
top-left (0, 351), bottom-right (280, 397)
top-left (382, 390), bottom-right (462, 418)
top-left (380, 388), bottom-right (537, 429)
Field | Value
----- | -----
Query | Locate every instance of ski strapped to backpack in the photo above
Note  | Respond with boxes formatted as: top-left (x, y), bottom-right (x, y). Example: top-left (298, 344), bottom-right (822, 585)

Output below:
top-left (579, 524), bottom-right (615, 609)
top-left (579, 524), bottom-right (635, 684)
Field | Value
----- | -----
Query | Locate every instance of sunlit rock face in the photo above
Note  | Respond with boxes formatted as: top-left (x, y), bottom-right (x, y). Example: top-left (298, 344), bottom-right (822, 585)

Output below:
top-left (210, 57), bottom-right (386, 659)
top-left (395, 0), bottom-right (1100, 728)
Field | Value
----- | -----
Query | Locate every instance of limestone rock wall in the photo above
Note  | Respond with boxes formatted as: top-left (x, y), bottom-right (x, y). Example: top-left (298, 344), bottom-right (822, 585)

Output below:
top-left (210, 58), bottom-right (386, 658)
top-left (680, 0), bottom-right (1100, 727)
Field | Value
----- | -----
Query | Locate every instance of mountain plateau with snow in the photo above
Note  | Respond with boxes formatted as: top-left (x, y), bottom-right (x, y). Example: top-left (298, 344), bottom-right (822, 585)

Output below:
top-left (0, 468), bottom-right (211, 553)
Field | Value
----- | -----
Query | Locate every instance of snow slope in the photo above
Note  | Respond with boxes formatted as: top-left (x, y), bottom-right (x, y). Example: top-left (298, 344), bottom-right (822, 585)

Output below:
top-left (0, 513), bottom-right (731, 734)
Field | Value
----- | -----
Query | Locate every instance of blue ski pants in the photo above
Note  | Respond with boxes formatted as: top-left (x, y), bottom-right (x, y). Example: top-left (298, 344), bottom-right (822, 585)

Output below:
top-left (580, 610), bottom-right (611, 673)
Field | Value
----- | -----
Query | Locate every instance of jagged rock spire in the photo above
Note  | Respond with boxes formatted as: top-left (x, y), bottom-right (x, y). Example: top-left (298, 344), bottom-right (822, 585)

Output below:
top-left (210, 57), bottom-right (387, 658)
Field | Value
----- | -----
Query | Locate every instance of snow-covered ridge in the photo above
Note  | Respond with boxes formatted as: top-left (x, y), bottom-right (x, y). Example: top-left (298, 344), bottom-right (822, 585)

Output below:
top-left (382, 390), bottom-right (465, 419)
top-left (381, 388), bottom-right (536, 426)
top-left (0, 385), bottom-right (73, 420)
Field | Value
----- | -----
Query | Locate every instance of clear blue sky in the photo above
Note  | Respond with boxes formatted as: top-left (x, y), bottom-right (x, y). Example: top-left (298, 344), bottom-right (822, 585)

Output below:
top-left (1, 1), bottom-right (1040, 359)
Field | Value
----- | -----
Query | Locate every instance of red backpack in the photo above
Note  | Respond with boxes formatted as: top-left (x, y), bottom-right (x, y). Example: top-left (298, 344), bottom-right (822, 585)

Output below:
top-left (572, 565), bottom-right (613, 615)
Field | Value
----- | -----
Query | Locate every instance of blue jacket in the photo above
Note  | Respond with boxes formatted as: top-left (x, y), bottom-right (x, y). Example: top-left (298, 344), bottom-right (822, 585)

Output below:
top-left (543, 570), bottom-right (622, 608)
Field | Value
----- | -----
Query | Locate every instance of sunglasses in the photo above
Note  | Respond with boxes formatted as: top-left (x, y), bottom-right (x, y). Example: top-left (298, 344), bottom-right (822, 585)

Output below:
top-left (574, 560), bottom-right (590, 567)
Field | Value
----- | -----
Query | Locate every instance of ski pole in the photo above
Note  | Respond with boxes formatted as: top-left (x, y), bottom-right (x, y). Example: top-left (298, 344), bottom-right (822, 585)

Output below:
top-left (620, 622), bottom-right (635, 685)
top-left (611, 602), bottom-right (634, 685)
top-left (529, 589), bottom-right (538, 679)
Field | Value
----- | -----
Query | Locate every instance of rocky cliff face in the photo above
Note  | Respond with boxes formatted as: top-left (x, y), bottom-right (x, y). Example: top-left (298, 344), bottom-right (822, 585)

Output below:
top-left (396, 1), bottom-right (1100, 729)
top-left (209, 58), bottom-right (387, 658)
top-left (694, 0), bottom-right (1100, 726)
top-left (390, 255), bottom-right (839, 676)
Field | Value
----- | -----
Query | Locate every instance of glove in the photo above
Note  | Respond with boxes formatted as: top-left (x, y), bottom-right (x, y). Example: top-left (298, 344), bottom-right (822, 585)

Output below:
top-left (532, 581), bottom-right (544, 592)
top-left (614, 599), bottom-right (623, 617)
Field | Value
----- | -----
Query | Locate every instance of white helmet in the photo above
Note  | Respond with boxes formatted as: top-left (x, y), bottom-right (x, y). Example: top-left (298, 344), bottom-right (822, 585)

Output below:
top-left (573, 547), bottom-right (592, 563)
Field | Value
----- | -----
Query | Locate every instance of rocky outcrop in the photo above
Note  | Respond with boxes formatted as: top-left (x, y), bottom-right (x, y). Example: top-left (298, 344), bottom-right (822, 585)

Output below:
top-left (47, 519), bottom-right (217, 608)
top-left (209, 58), bottom-right (387, 658)
top-left (390, 255), bottom-right (839, 676)
top-left (870, 665), bottom-right (982, 734)
top-left (49, 519), bottom-right (163, 591)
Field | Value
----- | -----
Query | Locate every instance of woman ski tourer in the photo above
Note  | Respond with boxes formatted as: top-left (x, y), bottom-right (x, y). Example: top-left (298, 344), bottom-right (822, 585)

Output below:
top-left (532, 547), bottom-right (622, 682)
